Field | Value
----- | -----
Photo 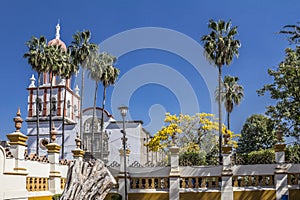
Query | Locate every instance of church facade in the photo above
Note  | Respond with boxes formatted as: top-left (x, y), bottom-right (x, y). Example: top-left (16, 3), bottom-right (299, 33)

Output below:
top-left (25, 24), bottom-right (156, 165)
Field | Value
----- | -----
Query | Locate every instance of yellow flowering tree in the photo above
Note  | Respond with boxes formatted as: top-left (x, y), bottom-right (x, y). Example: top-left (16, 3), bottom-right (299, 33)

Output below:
top-left (146, 112), bottom-right (238, 152)
top-left (146, 113), bottom-right (182, 151)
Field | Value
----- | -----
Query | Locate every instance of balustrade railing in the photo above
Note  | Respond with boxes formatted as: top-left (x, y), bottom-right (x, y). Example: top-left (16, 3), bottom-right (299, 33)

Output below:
top-left (180, 176), bottom-right (221, 189)
top-left (26, 177), bottom-right (49, 192)
top-left (131, 177), bottom-right (169, 189)
top-left (232, 175), bottom-right (274, 187)
top-left (288, 173), bottom-right (300, 185)
top-left (61, 178), bottom-right (66, 190)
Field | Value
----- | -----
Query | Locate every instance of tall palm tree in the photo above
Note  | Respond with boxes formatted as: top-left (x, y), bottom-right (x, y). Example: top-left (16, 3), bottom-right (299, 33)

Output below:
top-left (220, 75), bottom-right (244, 130)
top-left (99, 52), bottom-right (119, 160)
top-left (45, 45), bottom-right (66, 140)
top-left (24, 36), bottom-right (48, 156)
top-left (87, 52), bottom-right (104, 158)
top-left (201, 19), bottom-right (240, 164)
top-left (60, 49), bottom-right (79, 158)
top-left (69, 30), bottom-right (98, 150)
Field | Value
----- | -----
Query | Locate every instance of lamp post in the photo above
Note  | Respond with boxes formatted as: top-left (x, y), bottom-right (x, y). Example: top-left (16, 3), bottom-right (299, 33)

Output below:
top-left (118, 105), bottom-right (128, 200)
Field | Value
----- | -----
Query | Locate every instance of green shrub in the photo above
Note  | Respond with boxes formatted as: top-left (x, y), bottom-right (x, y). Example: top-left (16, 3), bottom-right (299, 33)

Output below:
top-left (52, 194), bottom-right (61, 200)
top-left (111, 193), bottom-right (122, 200)
top-left (285, 144), bottom-right (300, 163)
top-left (179, 151), bottom-right (206, 166)
top-left (236, 149), bottom-right (275, 165)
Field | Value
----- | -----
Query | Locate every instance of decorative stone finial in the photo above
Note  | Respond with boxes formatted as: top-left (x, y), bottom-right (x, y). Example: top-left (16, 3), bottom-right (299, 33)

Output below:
top-left (14, 107), bottom-right (23, 132)
top-left (75, 133), bottom-right (81, 149)
top-left (276, 127), bottom-right (283, 144)
top-left (223, 130), bottom-right (230, 146)
top-left (75, 85), bottom-right (80, 96)
top-left (72, 133), bottom-right (85, 158)
top-left (50, 123), bottom-right (57, 142)
top-left (55, 23), bottom-right (60, 39)
top-left (29, 74), bottom-right (36, 88)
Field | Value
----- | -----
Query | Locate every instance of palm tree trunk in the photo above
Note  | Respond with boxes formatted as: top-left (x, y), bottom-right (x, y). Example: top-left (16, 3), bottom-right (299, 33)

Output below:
top-left (227, 111), bottom-right (230, 130)
top-left (100, 86), bottom-right (107, 161)
top-left (218, 66), bottom-right (222, 165)
top-left (80, 69), bottom-right (84, 150)
top-left (49, 72), bottom-right (53, 141)
top-left (61, 79), bottom-right (67, 159)
top-left (36, 73), bottom-right (41, 156)
top-left (91, 81), bottom-right (98, 159)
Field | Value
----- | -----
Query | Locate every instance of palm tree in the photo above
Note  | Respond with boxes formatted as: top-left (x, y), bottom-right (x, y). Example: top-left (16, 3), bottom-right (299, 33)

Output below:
top-left (220, 75), bottom-right (244, 130)
top-left (45, 45), bottom-right (66, 140)
top-left (99, 52), bottom-right (119, 160)
top-left (69, 30), bottom-right (98, 150)
top-left (60, 49), bottom-right (79, 158)
top-left (87, 52), bottom-right (104, 158)
top-left (24, 36), bottom-right (48, 156)
top-left (201, 19), bottom-right (240, 164)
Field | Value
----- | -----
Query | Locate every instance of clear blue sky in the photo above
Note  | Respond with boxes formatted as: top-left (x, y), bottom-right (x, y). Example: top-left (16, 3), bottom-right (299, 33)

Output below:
top-left (0, 0), bottom-right (299, 140)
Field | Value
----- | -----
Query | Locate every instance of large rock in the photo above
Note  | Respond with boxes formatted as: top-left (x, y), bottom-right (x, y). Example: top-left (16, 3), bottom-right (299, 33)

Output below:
top-left (61, 159), bottom-right (116, 200)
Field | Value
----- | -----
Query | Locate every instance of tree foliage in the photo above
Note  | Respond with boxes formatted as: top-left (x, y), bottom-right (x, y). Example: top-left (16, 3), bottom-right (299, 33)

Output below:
top-left (218, 75), bottom-right (244, 130)
top-left (279, 22), bottom-right (300, 44)
top-left (257, 47), bottom-right (300, 140)
top-left (87, 51), bottom-right (120, 158)
top-left (201, 19), bottom-right (240, 68)
top-left (179, 151), bottom-right (207, 166)
top-left (285, 144), bottom-right (300, 163)
top-left (69, 30), bottom-right (98, 149)
top-left (24, 35), bottom-right (48, 155)
top-left (236, 149), bottom-right (275, 165)
top-left (237, 114), bottom-right (276, 153)
top-left (145, 113), bottom-right (238, 152)
top-left (201, 19), bottom-right (241, 163)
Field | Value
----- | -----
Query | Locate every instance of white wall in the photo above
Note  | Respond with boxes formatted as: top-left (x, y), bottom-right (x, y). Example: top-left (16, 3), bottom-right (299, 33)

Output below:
top-left (108, 122), bottom-right (145, 165)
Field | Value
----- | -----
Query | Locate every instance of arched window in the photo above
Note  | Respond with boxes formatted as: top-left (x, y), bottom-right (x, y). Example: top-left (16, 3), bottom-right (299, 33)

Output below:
top-left (35, 98), bottom-right (42, 116)
top-left (51, 97), bottom-right (57, 115)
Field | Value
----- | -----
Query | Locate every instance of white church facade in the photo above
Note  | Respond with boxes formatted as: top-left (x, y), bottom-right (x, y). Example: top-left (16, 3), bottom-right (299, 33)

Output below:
top-left (24, 24), bottom-right (160, 166)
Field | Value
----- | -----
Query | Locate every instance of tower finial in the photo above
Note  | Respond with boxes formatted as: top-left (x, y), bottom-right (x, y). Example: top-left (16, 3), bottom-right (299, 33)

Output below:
top-left (55, 21), bottom-right (60, 39)
top-left (14, 107), bottom-right (23, 132)
top-left (50, 122), bottom-right (57, 143)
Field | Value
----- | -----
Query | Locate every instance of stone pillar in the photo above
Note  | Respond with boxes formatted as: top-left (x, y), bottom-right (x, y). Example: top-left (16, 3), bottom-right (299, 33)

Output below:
top-left (72, 134), bottom-right (85, 161)
top-left (46, 125), bottom-right (62, 195)
top-left (169, 146), bottom-right (180, 200)
top-left (6, 108), bottom-right (28, 174)
top-left (274, 143), bottom-right (288, 200)
top-left (118, 148), bottom-right (130, 199)
top-left (5, 108), bottom-right (29, 200)
top-left (221, 146), bottom-right (233, 200)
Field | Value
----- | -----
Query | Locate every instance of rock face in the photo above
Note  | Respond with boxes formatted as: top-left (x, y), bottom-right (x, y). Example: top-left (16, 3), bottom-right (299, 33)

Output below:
top-left (60, 159), bottom-right (116, 200)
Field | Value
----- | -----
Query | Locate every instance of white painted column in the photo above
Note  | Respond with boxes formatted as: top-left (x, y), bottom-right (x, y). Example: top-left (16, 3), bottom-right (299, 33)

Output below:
top-left (46, 143), bottom-right (62, 195)
top-left (274, 143), bottom-right (288, 200)
top-left (45, 123), bottom-right (64, 195)
top-left (169, 146), bottom-right (180, 200)
top-left (118, 148), bottom-right (130, 199)
top-left (7, 108), bottom-right (29, 175)
top-left (221, 146), bottom-right (233, 200)
top-left (5, 108), bottom-right (28, 200)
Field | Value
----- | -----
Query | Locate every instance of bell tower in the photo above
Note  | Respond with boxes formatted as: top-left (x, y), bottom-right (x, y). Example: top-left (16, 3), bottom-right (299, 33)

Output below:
top-left (26, 23), bottom-right (80, 159)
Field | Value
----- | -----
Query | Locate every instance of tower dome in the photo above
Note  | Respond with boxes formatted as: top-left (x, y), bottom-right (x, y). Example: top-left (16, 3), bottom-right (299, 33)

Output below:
top-left (48, 23), bottom-right (67, 50)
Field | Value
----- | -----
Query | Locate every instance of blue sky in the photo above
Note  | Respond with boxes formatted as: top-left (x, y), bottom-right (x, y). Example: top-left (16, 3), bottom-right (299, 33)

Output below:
top-left (0, 0), bottom-right (299, 140)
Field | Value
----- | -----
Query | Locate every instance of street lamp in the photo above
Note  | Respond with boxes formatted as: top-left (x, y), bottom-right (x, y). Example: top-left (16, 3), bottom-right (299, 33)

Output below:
top-left (118, 105), bottom-right (128, 200)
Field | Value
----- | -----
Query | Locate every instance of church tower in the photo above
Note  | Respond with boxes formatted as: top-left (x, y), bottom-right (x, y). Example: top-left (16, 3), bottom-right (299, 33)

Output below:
top-left (26, 23), bottom-right (80, 159)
